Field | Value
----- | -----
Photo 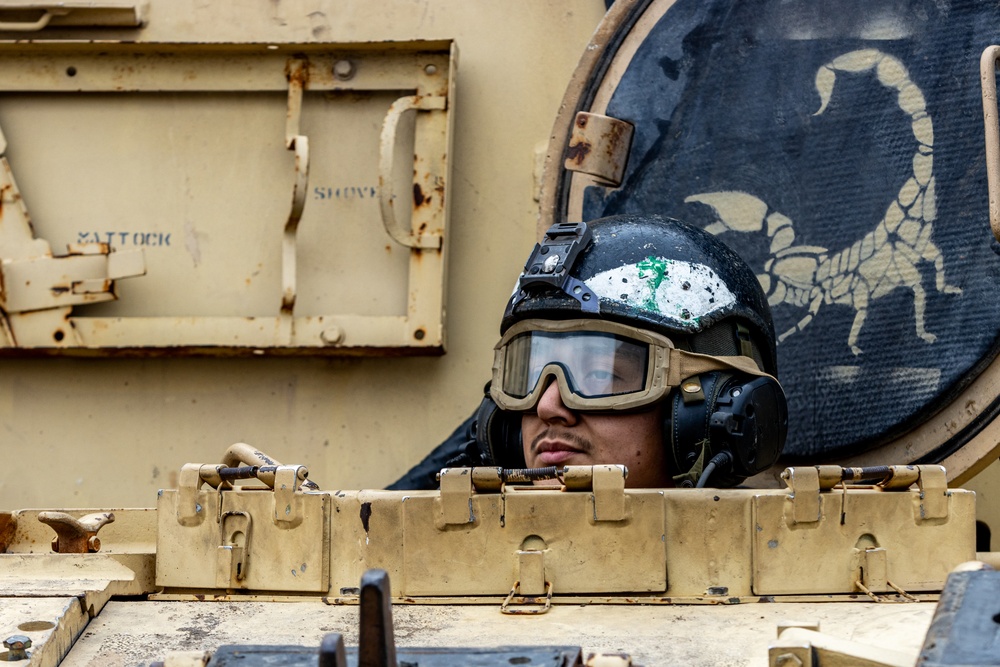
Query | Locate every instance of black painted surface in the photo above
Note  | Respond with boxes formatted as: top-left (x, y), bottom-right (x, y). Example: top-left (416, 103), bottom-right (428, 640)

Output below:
top-left (917, 569), bottom-right (1000, 666)
top-left (570, 0), bottom-right (1000, 459)
top-left (206, 644), bottom-right (582, 667)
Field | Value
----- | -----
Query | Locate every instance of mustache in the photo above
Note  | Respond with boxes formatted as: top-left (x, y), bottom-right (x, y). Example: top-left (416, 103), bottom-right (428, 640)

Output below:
top-left (529, 427), bottom-right (593, 456)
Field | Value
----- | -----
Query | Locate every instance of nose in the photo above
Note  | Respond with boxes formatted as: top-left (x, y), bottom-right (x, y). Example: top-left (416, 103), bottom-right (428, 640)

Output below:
top-left (535, 378), bottom-right (578, 426)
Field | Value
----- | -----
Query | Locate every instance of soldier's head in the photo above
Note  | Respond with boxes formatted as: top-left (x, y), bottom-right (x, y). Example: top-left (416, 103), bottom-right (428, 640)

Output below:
top-left (478, 214), bottom-right (787, 488)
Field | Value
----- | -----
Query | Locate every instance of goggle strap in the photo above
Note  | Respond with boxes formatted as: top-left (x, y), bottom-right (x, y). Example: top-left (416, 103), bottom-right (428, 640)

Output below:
top-left (668, 349), bottom-right (778, 386)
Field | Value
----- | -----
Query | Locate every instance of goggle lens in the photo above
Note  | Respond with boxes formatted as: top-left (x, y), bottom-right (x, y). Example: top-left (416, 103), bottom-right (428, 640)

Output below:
top-left (502, 331), bottom-right (650, 400)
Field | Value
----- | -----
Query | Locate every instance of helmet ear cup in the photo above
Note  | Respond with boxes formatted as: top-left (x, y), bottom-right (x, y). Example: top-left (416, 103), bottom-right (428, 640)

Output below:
top-left (474, 389), bottom-right (525, 468)
top-left (668, 372), bottom-right (788, 487)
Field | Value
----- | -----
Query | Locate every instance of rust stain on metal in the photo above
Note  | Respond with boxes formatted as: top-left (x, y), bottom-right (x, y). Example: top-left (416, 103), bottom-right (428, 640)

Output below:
top-left (0, 513), bottom-right (14, 552)
top-left (285, 56), bottom-right (311, 87)
top-left (565, 140), bottom-right (592, 165)
top-left (413, 183), bottom-right (425, 207)
top-left (603, 120), bottom-right (629, 159)
top-left (360, 501), bottom-right (372, 534)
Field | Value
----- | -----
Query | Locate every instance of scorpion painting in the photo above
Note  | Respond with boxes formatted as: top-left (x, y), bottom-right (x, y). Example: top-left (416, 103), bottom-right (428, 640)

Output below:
top-left (562, 0), bottom-right (1000, 460)
top-left (687, 49), bottom-right (963, 357)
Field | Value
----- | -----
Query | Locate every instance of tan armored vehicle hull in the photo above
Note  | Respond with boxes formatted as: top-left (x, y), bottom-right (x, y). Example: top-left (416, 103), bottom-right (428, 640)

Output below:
top-left (4, 1), bottom-right (1000, 665)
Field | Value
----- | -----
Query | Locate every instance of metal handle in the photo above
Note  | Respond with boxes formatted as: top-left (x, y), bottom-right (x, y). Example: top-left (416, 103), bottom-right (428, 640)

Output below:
top-left (221, 443), bottom-right (319, 491)
top-left (0, 9), bottom-right (66, 31)
top-left (281, 59), bottom-right (309, 333)
top-left (980, 46), bottom-right (1000, 242)
top-left (378, 95), bottom-right (446, 249)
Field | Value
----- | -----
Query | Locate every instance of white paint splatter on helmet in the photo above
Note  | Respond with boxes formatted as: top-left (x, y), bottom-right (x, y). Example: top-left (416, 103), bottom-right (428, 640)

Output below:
top-left (586, 258), bottom-right (737, 328)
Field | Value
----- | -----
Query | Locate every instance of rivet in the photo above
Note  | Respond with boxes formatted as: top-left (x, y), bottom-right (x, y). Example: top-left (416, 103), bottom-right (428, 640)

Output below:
top-left (321, 326), bottom-right (344, 345)
top-left (682, 381), bottom-right (701, 393)
top-left (333, 59), bottom-right (355, 81)
top-left (424, 64), bottom-right (438, 75)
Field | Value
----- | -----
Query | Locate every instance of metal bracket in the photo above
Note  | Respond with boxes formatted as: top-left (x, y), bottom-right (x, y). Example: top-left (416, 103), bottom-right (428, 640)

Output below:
top-left (216, 511), bottom-right (252, 587)
top-left (175, 463), bottom-right (206, 527)
top-left (915, 464), bottom-right (950, 520)
top-left (36, 510), bottom-right (115, 553)
top-left (1, 242), bottom-right (145, 313)
top-left (273, 465), bottom-right (307, 528)
top-left (437, 467), bottom-right (474, 526)
top-left (516, 548), bottom-right (546, 597)
top-left (781, 467), bottom-right (821, 525)
top-left (591, 464), bottom-right (627, 522)
top-left (856, 546), bottom-right (888, 593)
top-left (563, 111), bottom-right (634, 187)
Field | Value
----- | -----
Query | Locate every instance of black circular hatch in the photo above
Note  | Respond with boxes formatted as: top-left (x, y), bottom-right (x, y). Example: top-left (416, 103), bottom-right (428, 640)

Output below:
top-left (541, 0), bottom-right (1000, 483)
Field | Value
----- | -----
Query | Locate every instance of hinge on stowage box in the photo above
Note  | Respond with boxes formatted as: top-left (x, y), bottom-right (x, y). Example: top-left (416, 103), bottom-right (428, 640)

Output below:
top-left (915, 465), bottom-right (950, 521)
top-left (782, 467), bottom-right (821, 525)
top-left (437, 467), bottom-right (474, 526)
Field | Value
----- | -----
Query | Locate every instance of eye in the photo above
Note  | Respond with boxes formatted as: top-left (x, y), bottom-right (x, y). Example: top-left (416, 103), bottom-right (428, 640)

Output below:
top-left (586, 369), bottom-right (616, 382)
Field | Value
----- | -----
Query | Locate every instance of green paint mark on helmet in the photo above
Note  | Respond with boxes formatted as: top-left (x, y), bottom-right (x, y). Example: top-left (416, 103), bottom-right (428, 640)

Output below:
top-left (636, 256), bottom-right (670, 312)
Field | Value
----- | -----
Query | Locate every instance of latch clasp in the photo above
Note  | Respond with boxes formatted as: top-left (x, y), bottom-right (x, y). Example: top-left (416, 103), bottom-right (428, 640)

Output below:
top-left (217, 510), bottom-right (252, 587)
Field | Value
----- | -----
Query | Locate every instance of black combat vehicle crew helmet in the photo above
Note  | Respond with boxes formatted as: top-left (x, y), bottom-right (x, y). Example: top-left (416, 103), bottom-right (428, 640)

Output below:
top-left (476, 214), bottom-right (788, 487)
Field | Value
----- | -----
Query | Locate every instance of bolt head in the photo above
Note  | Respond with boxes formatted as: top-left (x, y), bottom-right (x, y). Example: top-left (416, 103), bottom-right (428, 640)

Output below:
top-left (333, 59), bottom-right (355, 81)
top-left (3, 635), bottom-right (31, 650)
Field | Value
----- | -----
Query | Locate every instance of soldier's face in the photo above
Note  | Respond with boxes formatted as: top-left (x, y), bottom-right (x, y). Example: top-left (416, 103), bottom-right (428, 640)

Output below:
top-left (520, 380), bottom-right (673, 488)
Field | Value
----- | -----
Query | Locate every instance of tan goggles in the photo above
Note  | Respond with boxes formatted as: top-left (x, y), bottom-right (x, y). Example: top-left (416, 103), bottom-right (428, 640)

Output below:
top-left (491, 319), bottom-right (772, 412)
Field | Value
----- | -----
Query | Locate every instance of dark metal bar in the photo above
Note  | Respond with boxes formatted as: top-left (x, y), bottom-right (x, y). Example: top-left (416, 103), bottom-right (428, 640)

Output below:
top-left (359, 569), bottom-right (397, 667)
top-left (501, 467), bottom-right (561, 483)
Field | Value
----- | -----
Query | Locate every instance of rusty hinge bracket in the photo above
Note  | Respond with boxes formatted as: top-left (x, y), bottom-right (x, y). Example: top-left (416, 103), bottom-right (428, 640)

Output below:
top-left (563, 112), bottom-right (634, 187)
top-left (1, 242), bottom-right (145, 313)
